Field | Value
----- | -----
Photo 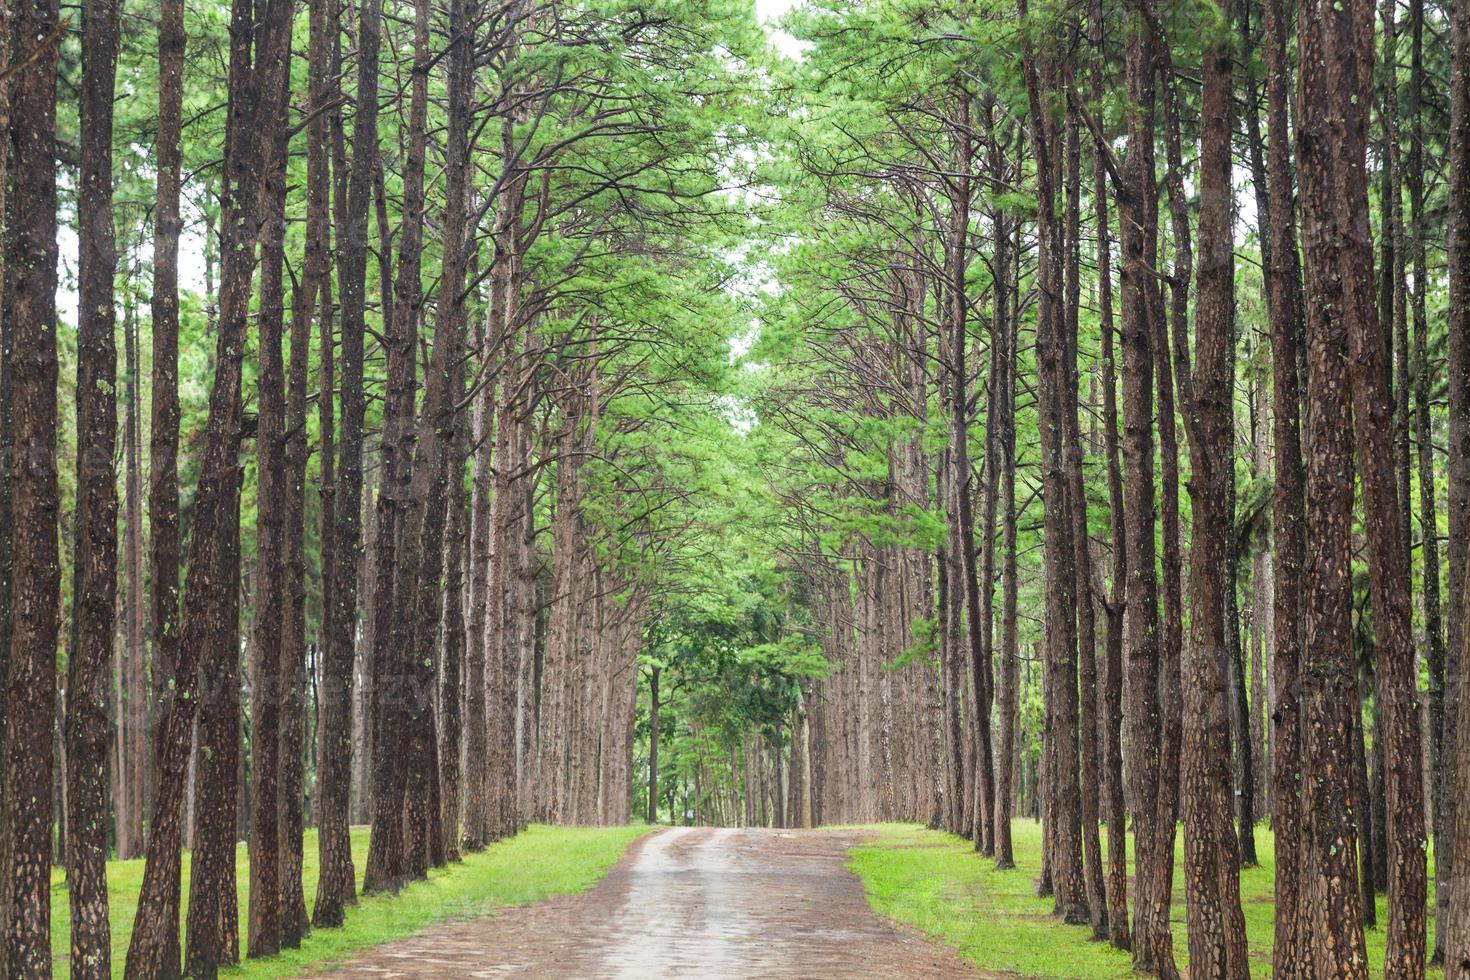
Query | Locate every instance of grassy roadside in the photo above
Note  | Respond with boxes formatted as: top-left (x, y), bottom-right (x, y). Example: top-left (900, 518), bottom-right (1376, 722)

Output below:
top-left (846, 819), bottom-right (1440, 978)
top-left (49, 823), bottom-right (650, 978)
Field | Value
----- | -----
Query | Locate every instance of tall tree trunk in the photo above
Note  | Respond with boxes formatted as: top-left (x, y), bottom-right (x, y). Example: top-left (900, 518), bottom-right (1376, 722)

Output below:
top-left (248, 42), bottom-right (295, 960)
top-left (124, 259), bottom-right (148, 863)
top-left (69, 0), bottom-right (121, 972)
top-left (1020, 18), bottom-right (1087, 924)
top-left (1334, 0), bottom-right (1429, 966)
top-left (945, 101), bottom-right (994, 859)
top-left (1116, 0), bottom-right (1164, 964)
top-left (1260, 0), bottom-right (1310, 965)
top-left (0, 0), bottom-right (13, 953)
top-left (1060, 93), bottom-right (1105, 940)
top-left (1401, 0), bottom-right (1449, 956)
top-left (364, 0), bottom-right (430, 889)
top-left (281, 182), bottom-right (319, 947)
top-left (440, 382), bottom-right (470, 862)
top-left (991, 204), bottom-right (1019, 871)
top-left (1177, 7), bottom-right (1249, 967)
top-left (649, 667), bottom-right (661, 823)
top-left (314, 0), bottom-right (377, 927)
top-left (1399, 0), bottom-right (1446, 957)
top-left (463, 323), bottom-right (494, 847)
top-left (312, 0), bottom-right (338, 855)
top-left (1148, 31), bottom-right (1190, 976)
top-left (1355, 659), bottom-right (1378, 925)
top-left (140, 0), bottom-right (184, 946)
top-left (937, 449), bottom-right (965, 836)
top-left (1, 0), bottom-right (62, 970)
top-left (402, 0), bottom-right (469, 873)
top-left (147, 0), bottom-right (187, 771)
top-left (1295, 0), bottom-right (1375, 965)
top-left (1445, 0), bottom-right (1470, 965)
top-left (1089, 24), bottom-right (1128, 944)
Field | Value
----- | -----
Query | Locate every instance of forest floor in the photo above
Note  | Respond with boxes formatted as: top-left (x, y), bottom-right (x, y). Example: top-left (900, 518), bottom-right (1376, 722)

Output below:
top-left (48, 824), bottom-right (648, 979)
top-left (311, 826), bottom-right (989, 978)
top-left (848, 819), bottom-right (1443, 978)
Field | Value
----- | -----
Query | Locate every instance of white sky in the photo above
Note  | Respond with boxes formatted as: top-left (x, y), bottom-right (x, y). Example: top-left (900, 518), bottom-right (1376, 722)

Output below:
top-left (756, 0), bottom-right (807, 59)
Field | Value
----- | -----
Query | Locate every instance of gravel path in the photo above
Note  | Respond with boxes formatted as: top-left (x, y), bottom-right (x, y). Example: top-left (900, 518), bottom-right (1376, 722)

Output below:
top-left (312, 826), bottom-right (987, 978)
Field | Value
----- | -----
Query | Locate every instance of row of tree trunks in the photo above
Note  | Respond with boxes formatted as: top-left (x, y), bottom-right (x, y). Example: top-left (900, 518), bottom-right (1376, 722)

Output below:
top-left (125, 1), bottom-right (294, 973)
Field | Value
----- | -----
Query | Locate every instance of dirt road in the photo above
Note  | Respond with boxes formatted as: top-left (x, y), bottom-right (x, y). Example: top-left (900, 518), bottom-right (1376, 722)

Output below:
top-left (313, 826), bottom-right (986, 978)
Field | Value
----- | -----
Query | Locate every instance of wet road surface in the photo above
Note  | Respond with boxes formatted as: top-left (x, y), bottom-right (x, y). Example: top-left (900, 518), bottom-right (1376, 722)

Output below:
top-left (312, 826), bottom-right (986, 978)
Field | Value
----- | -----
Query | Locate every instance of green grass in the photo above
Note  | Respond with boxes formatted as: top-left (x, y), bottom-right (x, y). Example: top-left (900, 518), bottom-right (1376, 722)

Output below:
top-left (846, 820), bottom-right (1442, 978)
top-left (49, 823), bottom-right (650, 978)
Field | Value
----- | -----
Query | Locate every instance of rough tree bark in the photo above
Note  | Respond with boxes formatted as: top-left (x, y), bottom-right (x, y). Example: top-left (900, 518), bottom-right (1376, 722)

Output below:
top-left (1335, 0), bottom-right (1429, 965)
top-left (1295, 0), bottom-right (1375, 965)
top-left (1447, 0), bottom-right (1470, 967)
top-left (1019, 15), bottom-right (1087, 924)
top-left (365, 0), bottom-right (431, 890)
top-left (314, 0), bottom-right (380, 928)
top-left (1108, 2), bottom-right (1179, 969)
top-left (69, 0), bottom-right (121, 972)
top-left (1402, 0), bottom-right (1448, 957)
top-left (441, 378), bottom-right (470, 861)
top-left (1149, 27), bottom-right (1191, 975)
top-left (1060, 91), bottom-right (1105, 940)
top-left (126, 3), bottom-right (294, 975)
top-left (649, 667), bottom-right (662, 823)
top-left (140, 0), bottom-right (184, 947)
top-left (0, 0), bottom-right (13, 957)
top-left (1262, 0), bottom-right (1309, 967)
top-left (1116, 0), bottom-right (1164, 964)
top-left (1088, 0), bottom-right (1128, 940)
top-left (281, 156), bottom-right (318, 946)
top-left (402, 0), bottom-right (469, 872)
top-left (944, 99), bottom-right (994, 859)
top-left (1177, 5), bottom-right (1249, 967)
top-left (989, 178), bottom-right (1019, 870)
top-left (1, 0), bottom-right (62, 971)
top-left (248, 41), bottom-right (295, 960)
